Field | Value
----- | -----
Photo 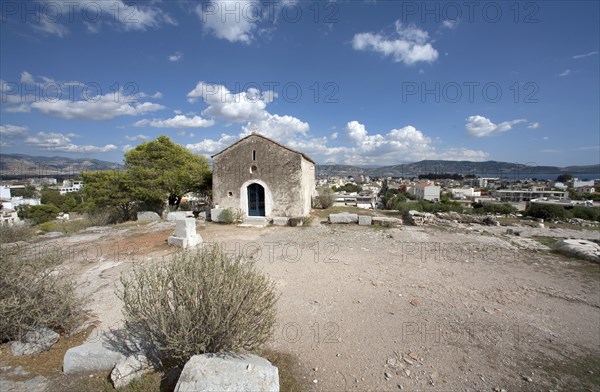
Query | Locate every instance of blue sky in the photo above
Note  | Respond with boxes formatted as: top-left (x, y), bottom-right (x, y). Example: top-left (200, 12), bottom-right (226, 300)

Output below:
top-left (1, 0), bottom-right (598, 167)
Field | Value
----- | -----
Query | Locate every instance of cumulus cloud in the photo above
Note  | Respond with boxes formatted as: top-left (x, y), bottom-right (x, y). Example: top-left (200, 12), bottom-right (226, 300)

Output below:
top-left (187, 82), bottom-right (308, 141)
top-left (465, 115), bottom-right (527, 137)
top-left (3, 73), bottom-right (164, 120)
top-left (0, 124), bottom-right (28, 137)
top-left (240, 114), bottom-right (309, 140)
top-left (25, 132), bottom-right (117, 153)
top-left (195, 0), bottom-right (259, 44)
top-left (186, 133), bottom-right (237, 155)
top-left (187, 82), bottom-right (273, 122)
top-left (31, 92), bottom-right (165, 120)
top-left (134, 114), bottom-right (215, 128)
top-left (352, 21), bottom-right (439, 65)
top-left (186, 120), bottom-right (487, 164)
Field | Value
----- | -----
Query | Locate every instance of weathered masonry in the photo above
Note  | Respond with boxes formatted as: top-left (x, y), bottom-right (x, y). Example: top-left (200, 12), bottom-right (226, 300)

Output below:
top-left (211, 133), bottom-right (316, 218)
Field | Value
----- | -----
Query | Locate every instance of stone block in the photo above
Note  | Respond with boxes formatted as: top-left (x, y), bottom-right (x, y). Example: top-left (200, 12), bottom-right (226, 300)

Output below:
top-left (175, 353), bottom-right (279, 392)
top-left (329, 213), bottom-right (358, 224)
top-left (272, 217), bottom-right (289, 226)
top-left (358, 215), bottom-right (372, 226)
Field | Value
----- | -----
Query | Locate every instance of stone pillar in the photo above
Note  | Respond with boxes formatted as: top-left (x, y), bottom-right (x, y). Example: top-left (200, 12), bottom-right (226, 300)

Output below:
top-left (168, 218), bottom-right (202, 248)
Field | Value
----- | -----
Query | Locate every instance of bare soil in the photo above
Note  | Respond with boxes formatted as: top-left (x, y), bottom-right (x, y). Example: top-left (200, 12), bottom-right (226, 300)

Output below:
top-left (1, 217), bottom-right (599, 391)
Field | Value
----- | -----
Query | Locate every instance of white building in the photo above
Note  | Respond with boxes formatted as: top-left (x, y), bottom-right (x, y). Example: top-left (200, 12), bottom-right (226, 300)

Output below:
top-left (59, 180), bottom-right (84, 195)
top-left (573, 179), bottom-right (594, 188)
top-left (415, 184), bottom-right (441, 201)
top-left (1, 208), bottom-right (20, 226)
top-left (451, 187), bottom-right (481, 199)
top-left (0, 186), bottom-right (11, 200)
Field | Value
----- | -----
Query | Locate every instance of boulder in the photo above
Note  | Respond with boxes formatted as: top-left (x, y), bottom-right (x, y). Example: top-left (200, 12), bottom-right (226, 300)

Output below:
top-left (272, 217), bottom-right (289, 226)
top-left (288, 217), bottom-right (303, 227)
top-left (358, 215), bottom-right (372, 226)
top-left (137, 211), bottom-right (161, 222)
top-left (9, 326), bottom-right (59, 356)
top-left (372, 217), bottom-right (402, 227)
top-left (329, 213), bottom-right (358, 224)
top-left (110, 354), bottom-right (153, 389)
top-left (553, 239), bottom-right (600, 263)
top-left (63, 342), bottom-right (126, 374)
top-left (406, 210), bottom-right (434, 226)
top-left (481, 216), bottom-right (500, 226)
top-left (175, 353), bottom-right (279, 392)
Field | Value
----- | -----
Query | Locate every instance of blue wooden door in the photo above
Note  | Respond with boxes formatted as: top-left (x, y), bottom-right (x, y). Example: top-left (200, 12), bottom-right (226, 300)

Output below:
top-left (247, 183), bottom-right (265, 216)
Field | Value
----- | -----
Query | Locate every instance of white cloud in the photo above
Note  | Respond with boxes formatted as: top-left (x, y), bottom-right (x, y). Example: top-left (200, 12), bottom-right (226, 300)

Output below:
top-left (559, 69), bottom-right (571, 77)
top-left (30, 91), bottom-right (164, 120)
top-left (311, 121), bottom-right (486, 164)
top-left (196, 0), bottom-right (259, 44)
top-left (442, 19), bottom-right (460, 29)
top-left (20, 71), bottom-right (35, 84)
top-left (134, 114), bottom-right (215, 128)
top-left (25, 0), bottom-right (175, 37)
top-left (122, 144), bottom-right (134, 153)
top-left (241, 114), bottom-right (309, 140)
top-left (187, 82), bottom-right (274, 122)
top-left (3, 73), bottom-right (164, 119)
top-left (32, 17), bottom-right (70, 37)
top-left (572, 51), bottom-right (598, 60)
top-left (527, 122), bottom-right (540, 129)
top-left (465, 115), bottom-right (527, 137)
top-left (125, 134), bottom-right (149, 141)
top-left (186, 133), bottom-right (237, 155)
top-left (330, 132), bottom-right (338, 140)
top-left (352, 21), bottom-right (439, 65)
top-left (0, 124), bottom-right (28, 137)
top-left (186, 119), bottom-right (488, 165)
top-left (169, 52), bottom-right (183, 62)
top-left (25, 132), bottom-right (117, 153)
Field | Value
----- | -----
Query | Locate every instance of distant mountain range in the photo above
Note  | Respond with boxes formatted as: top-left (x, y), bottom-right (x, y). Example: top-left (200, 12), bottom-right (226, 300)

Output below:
top-left (315, 160), bottom-right (600, 179)
top-left (0, 153), bottom-right (121, 178)
top-left (1, 154), bottom-right (598, 180)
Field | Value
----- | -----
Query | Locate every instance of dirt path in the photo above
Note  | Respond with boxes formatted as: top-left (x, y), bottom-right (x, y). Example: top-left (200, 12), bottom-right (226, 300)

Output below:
top-left (2, 219), bottom-right (599, 391)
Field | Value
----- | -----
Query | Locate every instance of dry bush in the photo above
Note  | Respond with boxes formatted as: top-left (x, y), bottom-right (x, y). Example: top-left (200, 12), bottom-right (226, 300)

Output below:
top-left (0, 223), bottom-right (33, 244)
top-left (0, 248), bottom-right (88, 342)
top-left (119, 247), bottom-right (278, 369)
top-left (313, 187), bottom-right (335, 209)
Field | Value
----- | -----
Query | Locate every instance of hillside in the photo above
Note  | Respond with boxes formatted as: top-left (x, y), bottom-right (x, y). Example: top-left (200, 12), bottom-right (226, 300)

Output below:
top-left (0, 153), bottom-right (121, 178)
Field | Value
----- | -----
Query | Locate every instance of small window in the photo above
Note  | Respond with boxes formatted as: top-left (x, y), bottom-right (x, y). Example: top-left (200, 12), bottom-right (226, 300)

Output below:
top-left (252, 150), bottom-right (256, 161)
top-left (228, 191), bottom-right (233, 197)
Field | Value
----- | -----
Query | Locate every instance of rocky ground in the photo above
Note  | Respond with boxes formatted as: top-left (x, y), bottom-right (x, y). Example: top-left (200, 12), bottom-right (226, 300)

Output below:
top-left (1, 214), bottom-right (599, 391)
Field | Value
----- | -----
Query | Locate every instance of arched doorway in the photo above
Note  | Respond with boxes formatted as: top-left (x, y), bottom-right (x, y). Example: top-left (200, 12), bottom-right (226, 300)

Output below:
top-left (247, 183), bottom-right (265, 216)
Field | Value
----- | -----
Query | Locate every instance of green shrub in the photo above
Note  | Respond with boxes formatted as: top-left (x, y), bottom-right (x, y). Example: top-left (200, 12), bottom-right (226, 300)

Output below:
top-left (525, 203), bottom-right (568, 220)
top-left (218, 208), bottom-right (242, 224)
top-left (0, 249), bottom-right (87, 342)
top-left (0, 223), bottom-right (33, 244)
top-left (471, 202), bottom-right (517, 215)
top-left (17, 204), bottom-right (60, 225)
top-left (572, 206), bottom-right (600, 222)
top-left (119, 247), bottom-right (278, 369)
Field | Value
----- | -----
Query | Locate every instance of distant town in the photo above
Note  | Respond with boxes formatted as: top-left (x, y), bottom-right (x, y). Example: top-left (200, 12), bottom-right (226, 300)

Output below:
top-left (1, 153), bottom-right (598, 226)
